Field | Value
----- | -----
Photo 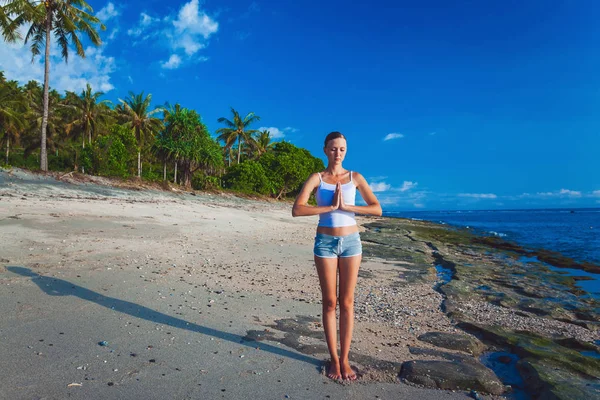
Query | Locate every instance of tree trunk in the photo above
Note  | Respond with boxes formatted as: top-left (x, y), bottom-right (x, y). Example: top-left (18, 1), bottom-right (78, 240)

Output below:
top-left (276, 186), bottom-right (287, 200)
top-left (174, 161), bottom-right (178, 184)
top-left (137, 151), bottom-right (141, 178)
top-left (6, 137), bottom-right (9, 165)
top-left (237, 136), bottom-right (242, 164)
top-left (163, 162), bottom-right (167, 181)
top-left (184, 161), bottom-right (192, 188)
top-left (40, 16), bottom-right (51, 172)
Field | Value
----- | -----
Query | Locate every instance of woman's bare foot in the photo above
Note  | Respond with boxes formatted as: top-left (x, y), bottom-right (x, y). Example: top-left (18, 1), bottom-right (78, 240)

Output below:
top-left (340, 360), bottom-right (357, 381)
top-left (327, 359), bottom-right (341, 380)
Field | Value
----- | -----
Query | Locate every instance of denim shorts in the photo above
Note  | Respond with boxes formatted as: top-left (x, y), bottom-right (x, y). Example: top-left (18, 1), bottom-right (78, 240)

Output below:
top-left (313, 232), bottom-right (362, 258)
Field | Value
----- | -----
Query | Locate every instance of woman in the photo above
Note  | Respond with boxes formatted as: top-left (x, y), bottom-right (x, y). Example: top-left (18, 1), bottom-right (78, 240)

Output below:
top-left (292, 131), bottom-right (382, 380)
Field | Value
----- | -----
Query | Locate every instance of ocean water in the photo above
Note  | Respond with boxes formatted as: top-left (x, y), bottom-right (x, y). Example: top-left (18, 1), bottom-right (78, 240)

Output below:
top-left (385, 208), bottom-right (600, 295)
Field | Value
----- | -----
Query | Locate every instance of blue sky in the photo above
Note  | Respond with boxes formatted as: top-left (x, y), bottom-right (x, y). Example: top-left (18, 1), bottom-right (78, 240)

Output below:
top-left (1, 0), bottom-right (599, 210)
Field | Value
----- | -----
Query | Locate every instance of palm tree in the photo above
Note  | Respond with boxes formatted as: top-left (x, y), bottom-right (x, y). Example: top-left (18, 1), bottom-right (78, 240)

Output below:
top-left (254, 129), bottom-right (275, 157)
top-left (64, 83), bottom-right (111, 149)
top-left (216, 107), bottom-right (260, 166)
top-left (0, 80), bottom-right (26, 164)
top-left (0, 0), bottom-right (105, 171)
top-left (117, 91), bottom-right (163, 177)
top-left (22, 85), bottom-right (62, 162)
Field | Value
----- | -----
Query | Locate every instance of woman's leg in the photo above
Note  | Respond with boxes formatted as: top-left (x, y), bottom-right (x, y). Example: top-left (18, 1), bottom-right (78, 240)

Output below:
top-left (338, 254), bottom-right (361, 380)
top-left (314, 255), bottom-right (340, 379)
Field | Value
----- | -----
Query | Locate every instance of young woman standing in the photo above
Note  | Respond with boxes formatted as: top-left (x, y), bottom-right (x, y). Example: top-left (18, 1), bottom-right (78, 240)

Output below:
top-left (292, 131), bottom-right (382, 380)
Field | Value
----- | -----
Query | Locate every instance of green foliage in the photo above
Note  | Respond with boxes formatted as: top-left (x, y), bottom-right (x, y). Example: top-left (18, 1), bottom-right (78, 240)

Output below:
top-left (259, 141), bottom-right (325, 199)
top-left (155, 106), bottom-right (223, 187)
top-left (0, 0), bottom-right (106, 171)
top-left (141, 163), bottom-right (163, 182)
top-left (48, 151), bottom-right (74, 171)
top-left (192, 172), bottom-right (221, 191)
top-left (82, 125), bottom-right (137, 177)
top-left (6, 149), bottom-right (38, 170)
top-left (0, 68), bottom-right (325, 198)
top-left (222, 160), bottom-right (272, 195)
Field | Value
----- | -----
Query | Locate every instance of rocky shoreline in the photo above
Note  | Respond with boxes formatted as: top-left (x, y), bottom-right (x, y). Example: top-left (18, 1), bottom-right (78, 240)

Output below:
top-left (359, 217), bottom-right (599, 399)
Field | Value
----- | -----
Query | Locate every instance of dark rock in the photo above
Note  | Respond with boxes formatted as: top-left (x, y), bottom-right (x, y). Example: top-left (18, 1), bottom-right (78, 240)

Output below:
top-left (399, 360), bottom-right (504, 395)
top-left (457, 322), bottom-right (600, 379)
top-left (518, 359), bottom-right (600, 400)
top-left (418, 331), bottom-right (486, 355)
top-left (554, 337), bottom-right (599, 352)
top-left (409, 346), bottom-right (478, 363)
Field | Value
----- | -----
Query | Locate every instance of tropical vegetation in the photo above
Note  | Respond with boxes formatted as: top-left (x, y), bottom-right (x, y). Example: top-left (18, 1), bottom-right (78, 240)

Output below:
top-left (0, 0), bottom-right (105, 171)
top-left (0, 73), bottom-right (324, 197)
top-left (0, 2), bottom-right (324, 198)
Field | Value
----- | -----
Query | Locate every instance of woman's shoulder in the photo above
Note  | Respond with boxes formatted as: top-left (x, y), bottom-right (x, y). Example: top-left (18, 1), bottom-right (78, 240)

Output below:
top-left (350, 171), bottom-right (368, 187)
top-left (350, 171), bottom-right (365, 181)
top-left (306, 172), bottom-right (322, 185)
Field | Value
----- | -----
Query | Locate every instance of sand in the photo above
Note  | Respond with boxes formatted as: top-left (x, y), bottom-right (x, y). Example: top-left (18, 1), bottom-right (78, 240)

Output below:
top-left (0, 169), bottom-right (474, 399)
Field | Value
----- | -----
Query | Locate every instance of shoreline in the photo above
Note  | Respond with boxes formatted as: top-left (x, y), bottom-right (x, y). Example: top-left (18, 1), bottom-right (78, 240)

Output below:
top-left (384, 207), bottom-right (600, 274)
top-left (1, 168), bottom-right (599, 399)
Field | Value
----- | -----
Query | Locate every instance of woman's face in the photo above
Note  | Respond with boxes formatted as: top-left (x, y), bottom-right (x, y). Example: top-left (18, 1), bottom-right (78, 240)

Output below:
top-left (324, 137), bottom-right (347, 165)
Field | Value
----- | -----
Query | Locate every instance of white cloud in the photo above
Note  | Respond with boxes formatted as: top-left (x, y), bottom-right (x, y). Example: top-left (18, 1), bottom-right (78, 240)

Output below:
top-left (537, 189), bottom-right (582, 198)
top-left (127, 1), bottom-right (218, 66)
top-left (170, 0), bottom-right (218, 56)
top-left (559, 189), bottom-right (582, 197)
top-left (429, 132), bottom-right (437, 136)
top-left (370, 182), bottom-right (391, 192)
top-left (284, 127), bottom-right (298, 133)
top-left (367, 179), bottom-right (416, 193)
top-left (459, 193), bottom-right (498, 199)
top-left (383, 133), bottom-right (404, 141)
top-left (127, 12), bottom-right (160, 37)
top-left (161, 54), bottom-right (182, 69)
top-left (373, 190), bottom-right (429, 208)
top-left (173, 0), bottom-right (218, 38)
top-left (107, 28), bottom-right (119, 40)
top-left (258, 127), bottom-right (285, 139)
top-left (593, 190), bottom-right (600, 197)
top-left (96, 2), bottom-right (120, 21)
top-left (0, 28), bottom-right (115, 93)
top-left (399, 181), bottom-right (417, 192)
top-left (176, 34), bottom-right (206, 56)
top-left (141, 12), bottom-right (158, 26)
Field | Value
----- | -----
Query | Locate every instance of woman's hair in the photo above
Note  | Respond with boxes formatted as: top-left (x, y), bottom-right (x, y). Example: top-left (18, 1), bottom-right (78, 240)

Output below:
top-left (324, 131), bottom-right (346, 147)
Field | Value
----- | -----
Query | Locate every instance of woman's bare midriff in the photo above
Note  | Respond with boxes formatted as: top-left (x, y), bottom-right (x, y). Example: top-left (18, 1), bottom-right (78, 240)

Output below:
top-left (316, 225), bottom-right (359, 236)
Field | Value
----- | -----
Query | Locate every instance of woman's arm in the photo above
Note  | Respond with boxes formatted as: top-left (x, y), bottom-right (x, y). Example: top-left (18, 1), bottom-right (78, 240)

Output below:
top-left (292, 173), bottom-right (339, 217)
top-left (340, 172), bottom-right (382, 216)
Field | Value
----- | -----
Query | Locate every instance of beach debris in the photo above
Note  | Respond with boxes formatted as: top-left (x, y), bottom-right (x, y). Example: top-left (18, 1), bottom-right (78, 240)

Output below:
top-left (98, 341), bottom-right (108, 346)
top-left (67, 383), bottom-right (82, 387)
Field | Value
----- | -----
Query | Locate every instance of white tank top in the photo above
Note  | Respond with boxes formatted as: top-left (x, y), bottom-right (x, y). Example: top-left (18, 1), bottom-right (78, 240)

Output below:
top-left (315, 171), bottom-right (357, 228)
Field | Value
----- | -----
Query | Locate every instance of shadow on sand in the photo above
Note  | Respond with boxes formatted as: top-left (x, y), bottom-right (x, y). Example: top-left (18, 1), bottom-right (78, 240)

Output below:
top-left (6, 266), bottom-right (321, 368)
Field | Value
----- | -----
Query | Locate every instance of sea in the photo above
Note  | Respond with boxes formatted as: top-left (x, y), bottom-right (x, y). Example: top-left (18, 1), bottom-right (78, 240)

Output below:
top-left (385, 208), bottom-right (600, 296)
